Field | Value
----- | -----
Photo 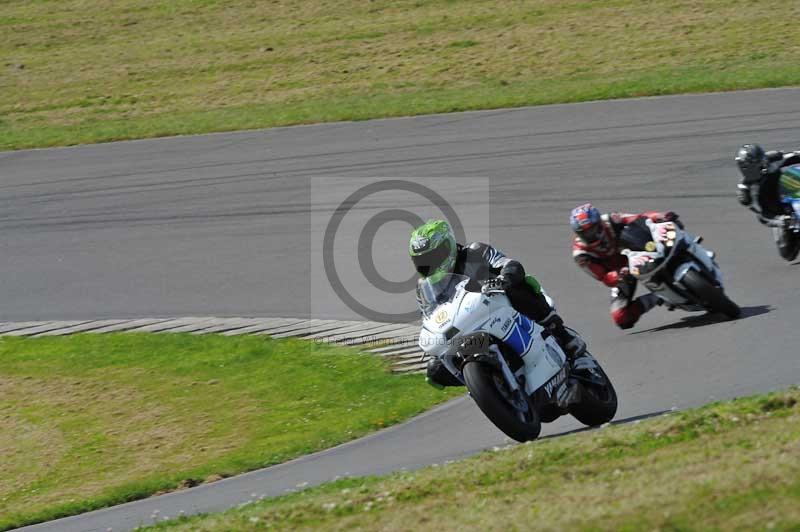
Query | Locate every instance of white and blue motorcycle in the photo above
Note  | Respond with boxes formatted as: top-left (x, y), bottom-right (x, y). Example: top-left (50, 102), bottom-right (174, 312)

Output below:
top-left (418, 274), bottom-right (617, 442)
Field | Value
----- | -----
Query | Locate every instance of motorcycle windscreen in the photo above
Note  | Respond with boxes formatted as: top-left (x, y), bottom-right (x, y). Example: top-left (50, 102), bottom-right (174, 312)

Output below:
top-left (618, 218), bottom-right (655, 251)
top-left (417, 273), bottom-right (470, 318)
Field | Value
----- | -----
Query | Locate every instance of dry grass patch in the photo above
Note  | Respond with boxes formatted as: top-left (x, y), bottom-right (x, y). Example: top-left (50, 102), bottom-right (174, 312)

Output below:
top-left (2, 0), bottom-right (799, 150)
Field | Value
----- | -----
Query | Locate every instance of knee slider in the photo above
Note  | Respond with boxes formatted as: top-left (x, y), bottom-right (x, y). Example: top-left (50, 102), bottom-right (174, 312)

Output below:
top-left (611, 307), bottom-right (638, 330)
top-left (778, 243), bottom-right (800, 261)
top-left (426, 358), bottom-right (461, 388)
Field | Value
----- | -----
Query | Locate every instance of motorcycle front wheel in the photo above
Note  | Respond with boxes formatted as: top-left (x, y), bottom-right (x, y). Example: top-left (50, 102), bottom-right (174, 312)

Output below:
top-left (462, 361), bottom-right (541, 442)
top-left (682, 269), bottom-right (741, 319)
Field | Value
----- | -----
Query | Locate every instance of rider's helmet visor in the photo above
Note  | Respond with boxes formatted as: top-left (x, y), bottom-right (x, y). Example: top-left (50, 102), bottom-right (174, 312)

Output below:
top-left (576, 222), bottom-right (604, 244)
top-left (412, 240), bottom-right (452, 277)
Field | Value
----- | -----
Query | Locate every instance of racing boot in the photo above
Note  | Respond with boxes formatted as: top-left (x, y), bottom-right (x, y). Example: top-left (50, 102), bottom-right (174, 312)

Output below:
top-left (540, 313), bottom-right (586, 360)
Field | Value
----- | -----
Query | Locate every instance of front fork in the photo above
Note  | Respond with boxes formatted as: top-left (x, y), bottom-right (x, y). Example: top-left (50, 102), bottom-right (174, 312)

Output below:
top-left (683, 236), bottom-right (724, 287)
top-left (466, 344), bottom-right (533, 415)
top-left (489, 345), bottom-right (535, 415)
top-left (492, 345), bottom-right (522, 394)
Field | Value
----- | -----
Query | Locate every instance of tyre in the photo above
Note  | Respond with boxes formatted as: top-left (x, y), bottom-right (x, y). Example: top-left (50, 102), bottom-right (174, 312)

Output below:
top-left (682, 269), bottom-right (741, 319)
top-left (462, 361), bottom-right (541, 442)
top-left (569, 362), bottom-right (618, 427)
top-left (538, 404), bottom-right (561, 423)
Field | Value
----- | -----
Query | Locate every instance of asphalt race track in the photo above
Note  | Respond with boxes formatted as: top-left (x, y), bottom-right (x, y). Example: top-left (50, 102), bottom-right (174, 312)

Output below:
top-left (4, 88), bottom-right (800, 531)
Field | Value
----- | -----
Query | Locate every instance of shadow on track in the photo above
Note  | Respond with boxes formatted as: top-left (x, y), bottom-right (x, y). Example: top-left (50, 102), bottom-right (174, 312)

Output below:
top-left (630, 305), bottom-right (772, 334)
top-left (538, 410), bottom-right (672, 441)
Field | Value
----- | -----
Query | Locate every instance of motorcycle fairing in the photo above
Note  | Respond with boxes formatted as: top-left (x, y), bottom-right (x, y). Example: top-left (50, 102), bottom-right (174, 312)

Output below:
top-left (623, 220), bottom-right (724, 310)
top-left (496, 313), bottom-right (534, 356)
top-left (779, 166), bottom-right (800, 222)
top-left (500, 312), bottom-right (566, 395)
top-left (780, 165), bottom-right (800, 201)
top-left (419, 276), bottom-right (565, 397)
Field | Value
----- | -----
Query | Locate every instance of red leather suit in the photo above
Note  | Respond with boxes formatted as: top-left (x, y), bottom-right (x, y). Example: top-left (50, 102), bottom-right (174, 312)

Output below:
top-left (572, 211), bottom-right (675, 329)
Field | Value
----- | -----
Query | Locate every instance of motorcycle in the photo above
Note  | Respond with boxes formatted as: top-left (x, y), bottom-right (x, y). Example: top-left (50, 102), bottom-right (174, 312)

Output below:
top-left (620, 218), bottom-right (740, 318)
top-left (418, 273), bottom-right (617, 442)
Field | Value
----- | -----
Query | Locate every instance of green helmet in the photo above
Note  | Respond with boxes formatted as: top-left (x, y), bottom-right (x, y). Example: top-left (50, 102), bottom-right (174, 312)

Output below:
top-left (409, 219), bottom-right (457, 283)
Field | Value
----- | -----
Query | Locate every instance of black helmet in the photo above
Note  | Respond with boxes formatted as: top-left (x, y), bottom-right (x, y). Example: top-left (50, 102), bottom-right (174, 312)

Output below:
top-left (735, 144), bottom-right (767, 184)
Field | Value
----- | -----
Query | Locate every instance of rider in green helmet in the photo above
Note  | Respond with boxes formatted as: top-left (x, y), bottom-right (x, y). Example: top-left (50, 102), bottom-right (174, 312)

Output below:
top-left (409, 220), bottom-right (457, 284)
top-left (410, 219), bottom-right (587, 389)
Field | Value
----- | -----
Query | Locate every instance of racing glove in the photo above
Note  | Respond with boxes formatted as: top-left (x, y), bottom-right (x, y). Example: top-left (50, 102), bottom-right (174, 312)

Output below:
top-left (736, 184), bottom-right (752, 206)
top-left (481, 275), bottom-right (509, 295)
top-left (663, 211), bottom-right (685, 229)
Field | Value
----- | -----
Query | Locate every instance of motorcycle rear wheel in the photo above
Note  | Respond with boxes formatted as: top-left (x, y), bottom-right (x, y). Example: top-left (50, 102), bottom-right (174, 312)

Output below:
top-left (463, 361), bottom-right (541, 442)
top-left (569, 363), bottom-right (618, 427)
top-left (682, 269), bottom-right (741, 319)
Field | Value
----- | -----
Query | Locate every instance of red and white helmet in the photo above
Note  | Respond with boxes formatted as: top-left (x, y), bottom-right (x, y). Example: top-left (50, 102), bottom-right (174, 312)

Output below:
top-left (570, 203), bottom-right (616, 254)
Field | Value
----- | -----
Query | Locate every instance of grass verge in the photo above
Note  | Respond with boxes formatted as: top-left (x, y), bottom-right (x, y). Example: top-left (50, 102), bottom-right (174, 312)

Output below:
top-left (2, 0), bottom-right (799, 151)
top-left (151, 386), bottom-right (800, 531)
top-left (0, 333), bottom-right (458, 530)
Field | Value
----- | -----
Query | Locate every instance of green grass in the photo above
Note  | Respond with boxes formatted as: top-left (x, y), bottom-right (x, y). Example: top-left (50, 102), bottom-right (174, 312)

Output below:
top-left (0, 333), bottom-right (458, 531)
top-left (149, 387), bottom-right (800, 531)
top-left (2, 0), bottom-right (799, 151)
